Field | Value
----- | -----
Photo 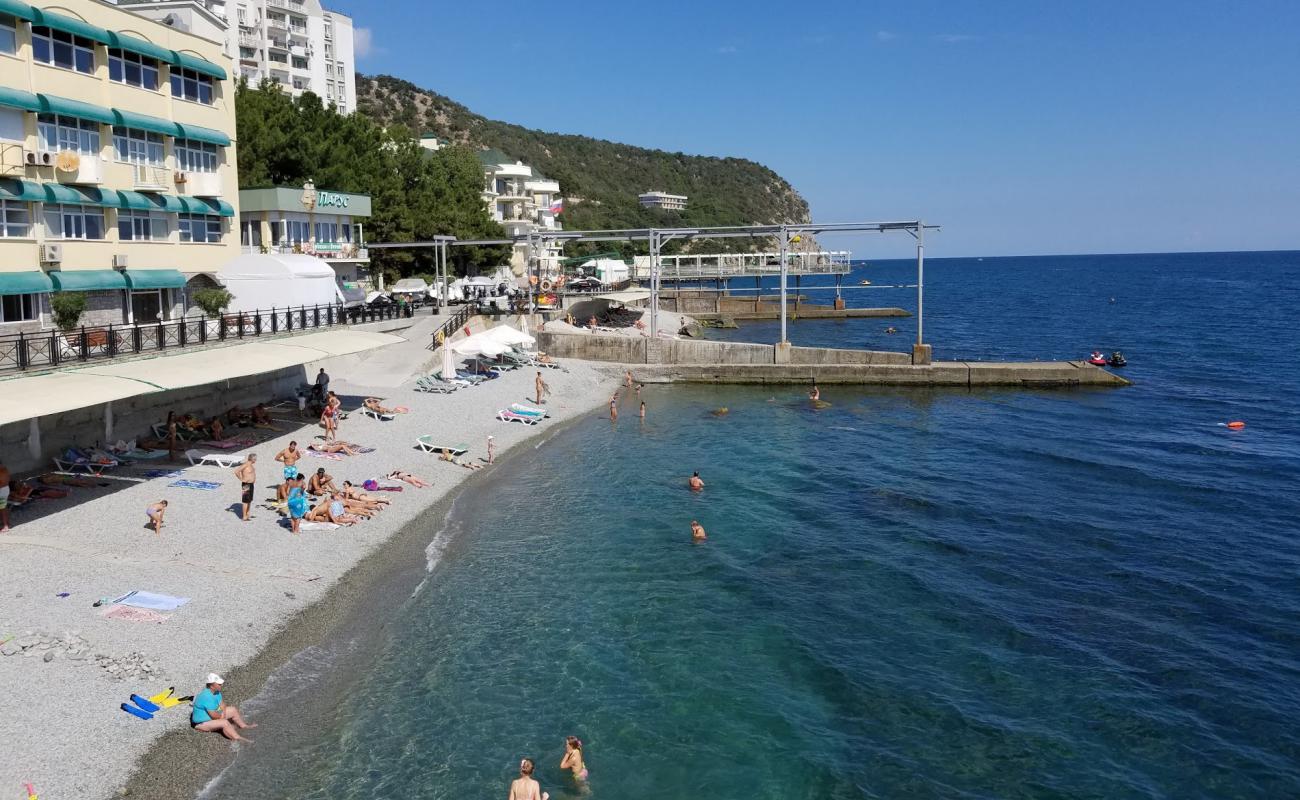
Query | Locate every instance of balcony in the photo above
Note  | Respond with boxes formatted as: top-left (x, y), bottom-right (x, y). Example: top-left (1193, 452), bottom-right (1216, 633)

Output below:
top-left (289, 26), bottom-right (309, 40)
top-left (132, 164), bottom-right (170, 192)
top-left (52, 152), bottom-right (102, 185)
top-left (238, 32), bottom-right (260, 48)
top-left (266, 17), bottom-right (288, 31)
top-left (266, 0), bottom-right (289, 8)
top-left (268, 37), bottom-right (289, 51)
top-left (179, 171), bottom-right (222, 197)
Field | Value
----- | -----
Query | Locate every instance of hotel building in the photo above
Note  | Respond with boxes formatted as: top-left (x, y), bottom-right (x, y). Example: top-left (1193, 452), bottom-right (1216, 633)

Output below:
top-left (0, 0), bottom-right (237, 333)
top-left (238, 183), bottom-right (372, 289)
top-left (638, 190), bottom-right (687, 211)
top-left (477, 147), bottom-right (564, 273)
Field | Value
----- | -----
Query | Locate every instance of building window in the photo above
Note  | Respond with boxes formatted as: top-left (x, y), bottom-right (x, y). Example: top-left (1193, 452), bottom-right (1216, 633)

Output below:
top-left (292, 56), bottom-right (307, 69)
top-left (32, 26), bottom-right (96, 73)
top-left (323, 20), bottom-right (332, 39)
top-left (240, 219), bottom-right (262, 247)
top-left (44, 204), bottom-right (105, 239)
top-left (336, 62), bottom-right (345, 76)
top-left (112, 127), bottom-right (165, 166)
top-left (314, 221), bottom-right (337, 243)
top-left (118, 210), bottom-right (168, 241)
top-left (324, 43), bottom-right (333, 59)
top-left (108, 48), bottom-right (160, 90)
top-left (178, 213), bottom-right (221, 243)
top-left (1, 199), bottom-right (32, 237)
top-left (174, 139), bottom-right (219, 173)
top-left (0, 15), bottom-right (17, 55)
top-left (38, 114), bottom-right (101, 154)
top-left (170, 67), bottom-right (214, 104)
top-left (286, 218), bottom-right (310, 245)
top-left (239, 46), bottom-right (256, 59)
top-left (0, 292), bottom-right (39, 323)
top-left (236, 7), bottom-right (247, 26)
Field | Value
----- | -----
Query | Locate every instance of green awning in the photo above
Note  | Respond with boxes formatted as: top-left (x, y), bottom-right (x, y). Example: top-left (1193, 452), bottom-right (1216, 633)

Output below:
top-left (0, 85), bottom-right (41, 113)
top-left (171, 50), bottom-right (227, 80)
top-left (106, 31), bottom-right (174, 64)
top-left (122, 269), bottom-right (185, 290)
top-left (180, 195), bottom-right (234, 217)
top-left (116, 189), bottom-right (156, 210)
top-left (29, 8), bottom-right (112, 44)
top-left (0, 178), bottom-right (46, 202)
top-left (44, 183), bottom-right (122, 207)
top-left (37, 93), bottom-right (115, 124)
top-left (0, 0), bottom-right (36, 22)
top-left (175, 122), bottom-right (230, 146)
top-left (112, 109), bottom-right (182, 138)
top-left (153, 194), bottom-right (185, 212)
top-left (48, 270), bottom-right (127, 292)
top-left (0, 271), bottom-right (53, 296)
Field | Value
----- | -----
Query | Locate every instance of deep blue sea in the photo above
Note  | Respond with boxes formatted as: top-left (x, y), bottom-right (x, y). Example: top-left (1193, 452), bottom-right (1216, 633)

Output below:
top-left (205, 252), bottom-right (1300, 799)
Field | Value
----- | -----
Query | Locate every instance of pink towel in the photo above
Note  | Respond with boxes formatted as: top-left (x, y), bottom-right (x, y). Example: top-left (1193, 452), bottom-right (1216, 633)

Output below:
top-left (100, 606), bottom-right (170, 623)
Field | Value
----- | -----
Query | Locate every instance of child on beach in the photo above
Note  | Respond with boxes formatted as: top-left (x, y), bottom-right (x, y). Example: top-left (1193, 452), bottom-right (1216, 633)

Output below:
top-left (146, 500), bottom-right (167, 534)
top-left (560, 736), bottom-right (589, 782)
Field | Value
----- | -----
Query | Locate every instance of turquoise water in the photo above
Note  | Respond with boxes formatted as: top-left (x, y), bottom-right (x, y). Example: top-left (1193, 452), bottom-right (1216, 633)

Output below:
top-left (206, 252), bottom-right (1300, 799)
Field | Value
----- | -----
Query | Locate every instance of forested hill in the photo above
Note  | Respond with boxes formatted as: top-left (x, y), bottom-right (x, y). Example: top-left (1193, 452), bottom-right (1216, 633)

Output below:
top-left (356, 75), bottom-right (811, 234)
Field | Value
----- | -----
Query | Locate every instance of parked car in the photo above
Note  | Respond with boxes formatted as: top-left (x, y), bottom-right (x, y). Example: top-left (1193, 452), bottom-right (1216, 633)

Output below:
top-left (567, 276), bottom-right (603, 293)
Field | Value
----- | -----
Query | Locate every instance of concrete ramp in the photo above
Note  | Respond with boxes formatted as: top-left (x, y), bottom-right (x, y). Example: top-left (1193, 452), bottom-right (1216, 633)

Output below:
top-left (337, 315), bottom-right (445, 387)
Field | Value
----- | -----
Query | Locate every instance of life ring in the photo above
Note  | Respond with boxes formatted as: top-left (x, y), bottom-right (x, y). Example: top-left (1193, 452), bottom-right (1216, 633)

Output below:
top-left (1226, 421), bottom-right (1245, 429)
top-left (540, 279), bottom-right (554, 292)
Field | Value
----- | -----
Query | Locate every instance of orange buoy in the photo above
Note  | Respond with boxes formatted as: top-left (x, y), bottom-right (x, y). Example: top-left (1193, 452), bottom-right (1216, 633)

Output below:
top-left (1226, 421), bottom-right (1246, 429)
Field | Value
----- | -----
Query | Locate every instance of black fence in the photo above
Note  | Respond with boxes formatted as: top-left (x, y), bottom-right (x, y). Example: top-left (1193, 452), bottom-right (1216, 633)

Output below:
top-left (430, 304), bottom-right (474, 351)
top-left (0, 302), bottom-right (414, 373)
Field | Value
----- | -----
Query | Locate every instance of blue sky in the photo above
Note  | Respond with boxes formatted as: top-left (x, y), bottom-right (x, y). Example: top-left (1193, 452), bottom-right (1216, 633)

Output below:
top-left (333, 1), bottom-right (1299, 258)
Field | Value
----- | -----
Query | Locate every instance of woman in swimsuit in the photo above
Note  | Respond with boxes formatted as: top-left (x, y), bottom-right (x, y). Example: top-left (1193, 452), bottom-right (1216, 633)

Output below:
top-left (508, 758), bottom-right (548, 800)
top-left (560, 736), bottom-right (588, 782)
top-left (386, 470), bottom-right (431, 488)
top-left (320, 400), bottom-right (337, 442)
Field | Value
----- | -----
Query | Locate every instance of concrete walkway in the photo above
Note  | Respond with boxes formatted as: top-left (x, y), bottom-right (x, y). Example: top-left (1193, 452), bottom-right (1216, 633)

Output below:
top-left (341, 312), bottom-right (448, 388)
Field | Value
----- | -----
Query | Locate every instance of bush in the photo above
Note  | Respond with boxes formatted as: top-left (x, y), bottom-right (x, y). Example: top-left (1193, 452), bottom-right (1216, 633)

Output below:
top-left (50, 293), bottom-right (86, 331)
top-left (192, 287), bottom-right (233, 318)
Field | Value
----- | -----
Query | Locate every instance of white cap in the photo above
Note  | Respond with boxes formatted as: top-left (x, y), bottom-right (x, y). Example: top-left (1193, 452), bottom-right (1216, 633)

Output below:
top-left (206, 672), bottom-right (224, 685)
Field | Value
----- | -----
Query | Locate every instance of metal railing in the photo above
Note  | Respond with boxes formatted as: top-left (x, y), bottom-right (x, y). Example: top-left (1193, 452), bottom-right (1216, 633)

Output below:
top-left (0, 301), bottom-right (412, 373)
top-left (430, 304), bottom-right (474, 351)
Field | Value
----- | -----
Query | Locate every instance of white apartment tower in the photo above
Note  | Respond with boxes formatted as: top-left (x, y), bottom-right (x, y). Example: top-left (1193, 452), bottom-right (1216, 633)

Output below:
top-left (121, 0), bottom-right (357, 113)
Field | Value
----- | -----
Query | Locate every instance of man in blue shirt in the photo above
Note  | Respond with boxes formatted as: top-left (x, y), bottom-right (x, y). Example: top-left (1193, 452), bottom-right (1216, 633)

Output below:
top-left (191, 673), bottom-right (255, 742)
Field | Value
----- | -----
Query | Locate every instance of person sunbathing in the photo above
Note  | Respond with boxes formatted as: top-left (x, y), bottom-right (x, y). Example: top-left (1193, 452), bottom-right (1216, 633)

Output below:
top-left (308, 442), bottom-right (360, 456)
top-left (386, 470), bottom-right (431, 488)
top-left (440, 449), bottom-right (483, 470)
top-left (364, 398), bottom-right (409, 415)
top-left (305, 493), bottom-right (357, 526)
top-left (208, 416), bottom-right (226, 441)
top-left (251, 404), bottom-right (274, 427)
top-left (340, 481), bottom-right (390, 505)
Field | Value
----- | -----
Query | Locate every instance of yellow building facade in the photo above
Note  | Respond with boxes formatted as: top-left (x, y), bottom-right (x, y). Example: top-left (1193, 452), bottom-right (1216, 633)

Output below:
top-left (0, 0), bottom-right (237, 331)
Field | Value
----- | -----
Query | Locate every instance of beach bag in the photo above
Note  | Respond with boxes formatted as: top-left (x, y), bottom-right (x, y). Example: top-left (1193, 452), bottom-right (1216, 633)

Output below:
top-left (363, 479), bottom-right (379, 491)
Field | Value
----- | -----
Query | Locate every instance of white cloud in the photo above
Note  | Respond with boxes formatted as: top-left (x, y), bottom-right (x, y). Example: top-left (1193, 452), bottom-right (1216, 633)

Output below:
top-left (876, 30), bottom-right (898, 42)
top-left (935, 33), bottom-right (979, 43)
top-left (354, 27), bottom-right (374, 59)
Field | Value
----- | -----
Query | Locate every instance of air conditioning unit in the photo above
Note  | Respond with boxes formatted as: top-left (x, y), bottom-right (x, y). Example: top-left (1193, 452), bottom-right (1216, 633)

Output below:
top-left (40, 243), bottom-right (62, 264)
top-left (39, 151), bottom-right (55, 166)
top-left (24, 150), bottom-right (39, 166)
top-left (174, 171), bottom-right (188, 183)
top-left (112, 254), bottom-right (129, 269)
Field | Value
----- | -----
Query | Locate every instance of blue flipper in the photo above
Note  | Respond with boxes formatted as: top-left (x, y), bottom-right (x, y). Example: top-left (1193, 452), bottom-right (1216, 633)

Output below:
top-left (130, 694), bottom-right (160, 713)
top-left (121, 702), bottom-right (153, 721)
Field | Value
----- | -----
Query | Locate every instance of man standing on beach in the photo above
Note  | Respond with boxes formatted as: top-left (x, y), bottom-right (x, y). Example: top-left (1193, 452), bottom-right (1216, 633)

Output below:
top-left (275, 441), bottom-right (302, 502)
top-left (315, 367), bottom-right (330, 398)
top-left (0, 460), bottom-right (10, 532)
top-left (535, 371), bottom-right (550, 405)
top-left (233, 454), bottom-right (256, 522)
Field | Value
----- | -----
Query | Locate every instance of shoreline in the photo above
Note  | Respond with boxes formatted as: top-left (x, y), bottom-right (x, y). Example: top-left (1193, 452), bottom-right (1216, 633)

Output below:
top-left (0, 357), bottom-right (619, 800)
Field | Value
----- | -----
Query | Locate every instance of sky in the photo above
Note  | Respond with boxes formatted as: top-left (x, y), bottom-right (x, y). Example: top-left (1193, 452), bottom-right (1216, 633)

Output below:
top-left (331, 0), bottom-right (1300, 259)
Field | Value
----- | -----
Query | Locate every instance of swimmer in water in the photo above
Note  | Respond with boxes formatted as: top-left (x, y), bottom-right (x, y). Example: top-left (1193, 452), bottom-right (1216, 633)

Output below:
top-left (809, 382), bottom-right (820, 402)
top-left (560, 736), bottom-right (588, 782)
top-left (639, 401), bottom-right (646, 419)
top-left (689, 471), bottom-right (704, 491)
top-left (509, 758), bottom-right (548, 800)
top-left (691, 520), bottom-right (707, 541)
top-left (610, 393), bottom-right (619, 421)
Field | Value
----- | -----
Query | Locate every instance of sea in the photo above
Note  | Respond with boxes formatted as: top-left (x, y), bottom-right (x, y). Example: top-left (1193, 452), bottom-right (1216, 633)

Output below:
top-left (201, 251), bottom-right (1300, 799)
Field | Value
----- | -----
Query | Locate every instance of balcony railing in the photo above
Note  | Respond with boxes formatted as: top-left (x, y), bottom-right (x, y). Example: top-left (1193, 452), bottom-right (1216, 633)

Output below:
top-left (180, 171), bottom-right (222, 197)
top-left (0, 302), bottom-right (413, 374)
top-left (243, 243), bottom-right (367, 259)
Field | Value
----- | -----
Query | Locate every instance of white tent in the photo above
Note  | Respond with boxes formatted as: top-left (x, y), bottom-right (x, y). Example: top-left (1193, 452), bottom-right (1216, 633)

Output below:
top-left (391, 278), bottom-right (429, 295)
top-left (452, 332), bottom-right (510, 357)
top-left (218, 253), bottom-right (343, 312)
top-left (484, 324), bottom-right (534, 346)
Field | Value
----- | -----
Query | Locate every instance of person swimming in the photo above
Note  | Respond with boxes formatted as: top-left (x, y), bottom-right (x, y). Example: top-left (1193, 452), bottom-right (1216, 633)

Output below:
top-left (509, 758), bottom-right (548, 800)
top-left (691, 520), bottom-right (707, 541)
top-left (809, 383), bottom-right (820, 402)
top-left (688, 471), bottom-right (704, 491)
top-left (560, 736), bottom-right (588, 782)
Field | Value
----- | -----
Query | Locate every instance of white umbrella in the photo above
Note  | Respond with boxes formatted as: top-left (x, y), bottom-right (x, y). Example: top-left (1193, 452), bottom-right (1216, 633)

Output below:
top-left (441, 339), bottom-right (457, 379)
top-left (484, 324), bottom-right (534, 346)
top-left (452, 332), bottom-right (510, 357)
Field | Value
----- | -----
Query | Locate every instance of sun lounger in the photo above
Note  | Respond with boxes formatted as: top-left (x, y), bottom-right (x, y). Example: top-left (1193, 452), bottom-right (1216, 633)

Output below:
top-left (497, 409), bottom-right (539, 425)
top-left (185, 449), bottom-right (245, 468)
top-left (509, 403), bottom-right (548, 418)
top-left (415, 436), bottom-right (469, 456)
top-left (362, 407), bottom-right (396, 421)
top-left (414, 376), bottom-right (458, 394)
top-left (52, 447), bottom-right (120, 476)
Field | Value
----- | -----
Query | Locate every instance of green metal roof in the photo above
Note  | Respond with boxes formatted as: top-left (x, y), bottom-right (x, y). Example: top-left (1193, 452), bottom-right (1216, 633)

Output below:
top-left (476, 147), bottom-right (514, 166)
top-left (179, 195), bottom-right (233, 217)
top-left (172, 50), bottom-right (227, 80)
top-left (29, 7), bottom-right (112, 44)
top-left (175, 122), bottom-right (230, 146)
top-left (44, 183), bottom-right (121, 207)
top-left (38, 93), bottom-right (115, 124)
top-left (115, 189), bottom-right (156, 210)
top-left (0, 270), bottom-right (53, 296)
top-left (113, 108), bottom-right (182, 138)
top-left (0, 0), bottom-right (36, 22)
top-left (0, 85), bottom-right (41, 113)
top-left (106, 31), bottom-right (174, 64)
top-left (123, 268), bottom-right (185, 289)
top-left (0, 178), bottom-right (46, 202)
top-left (49, 269), bottom-right (127, 292)
top-left (152, 194), bottom-right (184, 212)
top-left (238, 187), bottom-right (371, 217)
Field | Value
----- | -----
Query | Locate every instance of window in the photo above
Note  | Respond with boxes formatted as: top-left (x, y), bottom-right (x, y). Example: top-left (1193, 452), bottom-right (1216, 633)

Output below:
top-left (112, 127), bottom-right (165, 166)
top-left (37, 114), bottom-right (101, 154)
top-left (286, 218), bottom-right (309, 245)
top-left (323, 20), bottom-right (332, 39)
top-left (324, 43), bottom-right (333, 59)
top-left (1, 199), bottom-right (31, 237)
top-left (44, 204), bottom-right (105, 239)
top-left (314, 221), bottom-right (337, 243)
top-left (170, 67), bottom-right (214, 104)
top-left (118, 210), bottom-right (168, 241)
top-left (178, 213), bottom-right (221, 243)
top-left (240, 219), bottom-right (261, 247)
top-left (108, 48), bottom-right (160, 90)
top-left (0, 108), bottom-right (22, 142)
top-left (336, 62), bottom-right (345, 76)
top-left (0, 293), bottom-right (38, 323)
top-left (0, 14), bottom-right (16, 55)
top-left (292, 56), bottom-right (307, 69)
top-left (239, 47), bottom-right (256, 59)
top-left (236, 7), bottom-right (247, 26)
top-left (32, 26), bottom-right (96, 73)
top-left (174, 139), bottom-right (219, 173)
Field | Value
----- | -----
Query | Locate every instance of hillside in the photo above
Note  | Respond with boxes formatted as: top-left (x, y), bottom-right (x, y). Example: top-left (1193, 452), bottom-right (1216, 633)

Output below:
top-left (356, 75), bottom-right (811, 244)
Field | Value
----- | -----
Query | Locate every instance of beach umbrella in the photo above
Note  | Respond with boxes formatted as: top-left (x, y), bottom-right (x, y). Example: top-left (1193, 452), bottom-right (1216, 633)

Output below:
top-left (484, 325), bottom-right (534, 346)
top-left (453, 333), bottom-right (509, 357)
top-left (441, 339), bottom-right (457, 379)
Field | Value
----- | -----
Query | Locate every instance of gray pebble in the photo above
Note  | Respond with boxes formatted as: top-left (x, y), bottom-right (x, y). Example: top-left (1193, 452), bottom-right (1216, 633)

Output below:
top-left (43, 651), bottom-right (54, 663)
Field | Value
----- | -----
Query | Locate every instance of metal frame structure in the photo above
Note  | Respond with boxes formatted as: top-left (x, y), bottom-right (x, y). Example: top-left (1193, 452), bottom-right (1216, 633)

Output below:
top-left (367, 235), bottom-right (456, 306)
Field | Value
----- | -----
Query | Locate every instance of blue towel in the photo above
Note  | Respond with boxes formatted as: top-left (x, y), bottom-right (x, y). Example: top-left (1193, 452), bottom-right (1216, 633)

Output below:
top-left (168, 479), bottom-right (221, 491)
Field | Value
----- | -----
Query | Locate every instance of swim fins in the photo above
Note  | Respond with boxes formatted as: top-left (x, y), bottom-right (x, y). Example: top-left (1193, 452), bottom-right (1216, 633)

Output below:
top-left (159, 694), bottom-right (192, 708)
top-left (129, 694), bottom-right (160, 713)
top-left (147, 687), bottom-right (175, 705)
top-left (120, 702), bottom-right (153, 721)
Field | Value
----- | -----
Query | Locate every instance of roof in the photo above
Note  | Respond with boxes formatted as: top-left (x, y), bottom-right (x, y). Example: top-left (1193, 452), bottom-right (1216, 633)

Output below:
top-left (476, 147), bottom-right (515, 167)
top-left (593, 290), bottom-right (652, 304)
top-left (238, 187), bottom-right (372, 217)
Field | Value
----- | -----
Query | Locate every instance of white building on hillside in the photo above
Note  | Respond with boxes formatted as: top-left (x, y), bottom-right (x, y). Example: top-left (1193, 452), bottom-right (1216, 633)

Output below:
top-left (478, 148), bottom-right (565, 274)
top-left (121, 0), bottom-right (356, 113)
top-left (639, 190), bottom-right (687, 211)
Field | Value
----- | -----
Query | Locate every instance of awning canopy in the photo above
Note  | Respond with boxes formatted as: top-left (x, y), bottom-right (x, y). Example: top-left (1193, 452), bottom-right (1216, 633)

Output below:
top-left (175, 122), bottom-right (230, 146)
top-left (594, 290), bottom-right (652, 304)
top-left (106, 31), bottom-right (175, 65)
top-left (179, 195), bottom-right (234, 216)
top-left (37, 93), bottom-right (116, 124)
top-left (29, 7), bottom-right (112, 45)
top-left (0, 372), bottom-right (162, 427)
top-left (0, 85), bottom-right (41, 113)
top-left (45, 183), bottom-right (121, 207)
top-left (0, 0), bottom-right (36, 22)
top-left (0, 271), bottom-right (53, 296)
top-left (0, 178), bottom-right (46, 202)
top-left (48, 270), bottom-right (128, 292)
top-left (123, 269), bottom-right (185, 290)
top-left (171, 50), bottom-right (227, 80)
top-left (112, 108), bottom-right (182, 138)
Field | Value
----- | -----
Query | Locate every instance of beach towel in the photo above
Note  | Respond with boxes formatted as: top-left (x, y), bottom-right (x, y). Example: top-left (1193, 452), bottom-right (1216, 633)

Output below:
top-left (197, 439), bottom-right (247, 450)
top-left (304, 450), bottom-right (344, 461)
top-left (168, 479), bottom-right (222, 491)
top-left (144, 469), bottom-right (187, 479)
top-left (100, 606), bottom-right (170, 623)
top-left (112, 590), bottom-right (190, 611)
top-left (299, 521), bottom-right (340, 531)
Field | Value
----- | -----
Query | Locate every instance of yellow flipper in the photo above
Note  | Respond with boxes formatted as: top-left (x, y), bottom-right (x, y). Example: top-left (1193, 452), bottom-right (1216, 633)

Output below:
top-left (147, 687), bottom-right (175, 705)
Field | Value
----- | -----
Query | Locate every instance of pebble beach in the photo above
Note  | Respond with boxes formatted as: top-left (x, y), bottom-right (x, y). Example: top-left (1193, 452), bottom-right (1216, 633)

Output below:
top-left (0, 353), bottom-right (618, 800)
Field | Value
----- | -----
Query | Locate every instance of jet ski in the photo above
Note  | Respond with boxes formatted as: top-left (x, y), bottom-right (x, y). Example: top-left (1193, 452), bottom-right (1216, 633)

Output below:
top-left (1087, 351), bottom-right (1108, 366)
top-left (1108, 351), bottom-right (1127, 367)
